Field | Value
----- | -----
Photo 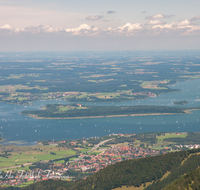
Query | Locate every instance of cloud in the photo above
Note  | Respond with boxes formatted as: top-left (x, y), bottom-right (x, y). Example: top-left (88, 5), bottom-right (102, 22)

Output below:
top-left (183, 25), bottom-right (200, 35)
top-left (107, 11), bottom-right (116, 14)
top-left (0, 24), bottom-right (64, 35)
top-left (106, 23), bottom-right (143, 35)
top-left (65, 24), bottom-right (98, 35)
top-left (146, 14), bottom-right (174, 20)
top-left (0, 24), bottom-right (12, 34)
top-left (85, 15), bottom-right (104, 21)
top-left (152, 23), bottom-right (175, 29)
top-left (18, 25), bottom-right (63, 34)
top-left (176, 19), bottom-right (191, 28)
top-left (152, 20), bottom-right (191, 29)
top-left (190, 16), bottom-right (200, 21)
top-left (0, 24), bottom-right (11, 29)
top-left (0, 18), bottom-right (200, 37)
top-left (151, 19), bottom-right (200, 36)
top-left (146, 20), bottom-right (166, 25)
top-left (0, 24), bottom-right (99, 36)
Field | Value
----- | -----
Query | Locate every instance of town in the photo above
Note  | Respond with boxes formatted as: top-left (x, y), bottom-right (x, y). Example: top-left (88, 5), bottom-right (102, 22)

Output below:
top-left (0, 145), bottom-right (165, 187)
top-left (1, 132), bottom-right (200, 187)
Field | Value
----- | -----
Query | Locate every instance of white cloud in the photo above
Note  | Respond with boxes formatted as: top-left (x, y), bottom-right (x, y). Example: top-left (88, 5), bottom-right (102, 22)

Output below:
top-left (151, 19), bottom-right (200, 36)
top-left (183, 25), bottom-right (200, 35)
top-left (176, 19), bottom-right (190, 26)
top-left (14, 28), bottom-right (24, 33)
top-left (146, 20), bottom-right (166, 25)
top-left (0, 24), bottom-right (12, 34)
top-left (0, 24), bottom-right (11, 29)
top-left (152, 20), bottom-right (192, 30)
top-left (153, 22), bottom-right (175, 29)
top-left (16, 25), bottom-right (63, 34)
top-left (146, 14), bottom-right (174, 20)
top-left (0, 24), bottom-right (99, 36)
top-left (176, 20), bottom-right (191, 29)
top-left (0, 18), bottom-right (200, 37)
top-left (115, 23), bottom-right (143, 31)
top-left (85, 15), bottom-right (104, 21)
top-left (0, 24), bottom-right (64, 34)
top-left (106, 23), bottom-right (144, 36)
top-left (152, 20), bottom-right (191, 29)
top-left (65, 24), bottom-right (98, 35)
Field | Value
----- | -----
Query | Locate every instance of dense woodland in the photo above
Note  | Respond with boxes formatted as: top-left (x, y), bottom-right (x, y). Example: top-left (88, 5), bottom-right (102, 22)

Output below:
top-left (173, 100), bottom-right (189, 105)
top-left (163, 167), bottom-right (200, 190)
top-left (69, 148), bottom-right (200, 190)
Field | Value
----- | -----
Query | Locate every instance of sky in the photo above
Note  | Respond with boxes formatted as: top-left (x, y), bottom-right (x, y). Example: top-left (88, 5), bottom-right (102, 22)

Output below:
top-left (1, 0), bottom-right (200, 51)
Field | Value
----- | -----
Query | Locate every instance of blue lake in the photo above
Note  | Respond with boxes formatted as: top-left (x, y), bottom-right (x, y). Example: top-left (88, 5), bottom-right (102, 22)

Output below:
top-left (0, 79), bottom-right (200, 145)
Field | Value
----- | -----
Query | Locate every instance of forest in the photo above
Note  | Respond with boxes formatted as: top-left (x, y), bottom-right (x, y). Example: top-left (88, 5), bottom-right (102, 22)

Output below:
top-left (173, 100), bottom-right (189, 105)
top-left (163, 167), bottom-right (200, 190)
top-left (21, 104), bottom-right (187, 118)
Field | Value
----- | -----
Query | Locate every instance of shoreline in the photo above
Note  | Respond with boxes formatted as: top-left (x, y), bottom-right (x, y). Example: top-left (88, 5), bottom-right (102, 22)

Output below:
top-left (27, 111), bottom-right (190, 120)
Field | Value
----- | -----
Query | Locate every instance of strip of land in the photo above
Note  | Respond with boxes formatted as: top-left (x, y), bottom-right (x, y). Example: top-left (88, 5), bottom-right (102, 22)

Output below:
top-left (21, 104), bottom-right (200, 120)
top-left (27, 112), bottom-right (188, 120)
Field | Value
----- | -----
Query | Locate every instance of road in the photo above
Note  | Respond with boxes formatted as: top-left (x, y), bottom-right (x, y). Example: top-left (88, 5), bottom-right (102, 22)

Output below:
top-left (87, 138), bottom-right (114, 153)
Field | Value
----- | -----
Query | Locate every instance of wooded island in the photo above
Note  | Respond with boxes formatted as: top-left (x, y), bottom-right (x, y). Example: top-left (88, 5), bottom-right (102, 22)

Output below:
top-left (21, 104), bottom-right (197, 119)
top-left (174, 100), bottom-right (189, 105)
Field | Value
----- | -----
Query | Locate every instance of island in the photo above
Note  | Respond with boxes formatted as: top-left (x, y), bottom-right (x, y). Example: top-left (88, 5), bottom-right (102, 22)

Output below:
top-left (174, 100), bottom-right (189, 105)
top-left (21, 103), bottom-right (195, 119)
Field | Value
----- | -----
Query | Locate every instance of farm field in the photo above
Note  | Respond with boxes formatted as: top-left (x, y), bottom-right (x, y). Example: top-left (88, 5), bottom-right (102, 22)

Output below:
top-left (0, 144), bottom-right (78, 170)
top-left (0, 51), bottom-right (200, 105)
top-left (157, 133), bottom-right (188, 141)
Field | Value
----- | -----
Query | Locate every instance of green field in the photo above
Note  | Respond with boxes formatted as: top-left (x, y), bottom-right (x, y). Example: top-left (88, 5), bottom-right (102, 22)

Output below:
top-left (59, 107), bottom-right (71, 111)
top-left (157, 133), bottom-right (187, 141)
top-left (0, 145), bottom-right (77, 169)
top-left (78, 148), bottom-right (92, 153)
top-left (88, 151), bottom-right (102, 155)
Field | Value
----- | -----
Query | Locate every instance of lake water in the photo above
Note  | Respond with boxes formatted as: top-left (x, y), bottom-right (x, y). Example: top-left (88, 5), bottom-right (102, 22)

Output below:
top-left (0, 79), bottom-right (200, 145)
